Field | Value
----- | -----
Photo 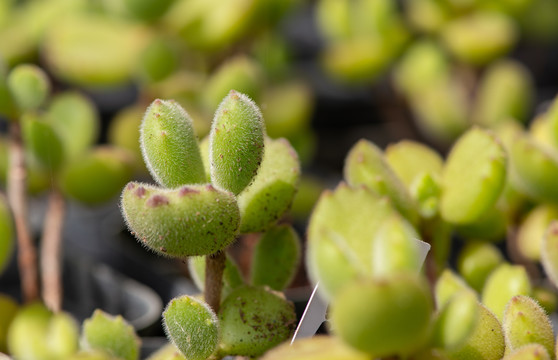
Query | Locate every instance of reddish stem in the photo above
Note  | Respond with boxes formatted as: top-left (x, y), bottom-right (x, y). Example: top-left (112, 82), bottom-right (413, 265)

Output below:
top-left (7, 121), bottom-right (39, 303)
top-left (41, 188), bottom-right (65, 312)
top-left (205, 250), bottom-right (226, 314)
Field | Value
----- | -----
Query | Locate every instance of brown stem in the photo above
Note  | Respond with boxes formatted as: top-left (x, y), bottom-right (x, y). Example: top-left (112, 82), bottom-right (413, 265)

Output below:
top-left (7, 121), bottom-right (39, 303)
top-left (40, 188), bottom-right (65, 312)
top-left (205, 250), bottom-right (226, 314)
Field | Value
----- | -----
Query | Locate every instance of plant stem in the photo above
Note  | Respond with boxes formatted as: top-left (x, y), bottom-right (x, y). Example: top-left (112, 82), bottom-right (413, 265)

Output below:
top-left (40, 188), bottom-right (65, 312)
top-left (7, 121), bottom-right (39, 303)
top-left (205, 250), bottom-right (226, 313)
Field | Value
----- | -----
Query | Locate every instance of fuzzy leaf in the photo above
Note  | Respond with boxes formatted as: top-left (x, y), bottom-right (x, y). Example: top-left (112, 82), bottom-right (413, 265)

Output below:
top-left (237, 137), bottom-right (300, 233)
top-left (446, 303), bottom-right (505, 360)
top-left (82, 310), bottom-right (140, 360)
top-left (218, 285), bottom-right (296, 357)
top-left (163, 296), bottom-right (219, 360)
top-left (330, 274), bottom-right (433, 357)
top-left (209, 90), bottom-right (265, 195)
top-left (503, 295), bottom-right (554, 356)
top-left (140, 99), bottom-right (206, 187)
top-left (251, 224), bottom-right (301, 291)
top-left (440, 127), bottom-right (507, 224)
top-left (122, 182), bottom-right (240, 257)
top-left (504, 344), bottom-right (550, 360)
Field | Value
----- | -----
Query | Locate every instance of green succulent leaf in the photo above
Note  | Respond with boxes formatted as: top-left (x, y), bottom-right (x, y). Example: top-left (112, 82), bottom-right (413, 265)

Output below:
top-left (440, 11), bottom-right (517, 65)
top-left (0, 294), bottom-right (18, 353)
top-left (22, 112), bottom-right (65, 171)
top-left (503, 295), bottom-right (554, 356)
top-left (7, 303), bottom-right (79, 360)
top-left (47, 92), bottom-right (99, 162)
top-left (509, 132), bottom-right (558, 203)
top-left (7, 64), bottom-right (50, 111)
top-left (472, 60), bottom-right (534, 128)
top-left (330, 274), bottom-right (433, 357)
top-left (440, 127), bottom-right (507, 224)
top-left (140, 99), bottom-right (206, 187)
top-left (541, 221), bottom-right (558, 289)
top-left (60, 146), bottom-right (134, 205)
top-left (42, 15), bottom-right (150, 86)
top-left (261, 335), bottom-right (373, 360)
top-left (82, 310), bottom-right (140, 360)
top-left (121, 182), bottom-right (240, 257)
top-left (481, 264), bottom-right (532, 321)
top-left (146, 343), bottom-right (186, 360)
top-left (218, 285), bottom-right (296, 357)
top-left (393, 40), bottom-right (450, 98)
top-left (446, 303), bottom-right (505, 360)
top-left (517, 205), bottom-right (558, 262)
top-left (344, 139), bottom-right (418, 225)
top-left (306, 183), bottom-right (396, 300)
top-left (209, 90), bottom-right (265, 195)
top-left (432, 290), bottom-right (479, 350)
top-left (237, 137), bottom-right (300, 233)
top-left (409, 77), bottom-right (469, 145)
top-left (163, 296), bottom-right (219, 360)
top-left (455, 206), bottom-right (508, 242)
top-left (457, 241), bottom-right (504, 293)
top-left (409, 172), bottom-right (441, 219)
top-left (0, 194), bottom-right (13, 276)
top-left (251, 224), bottom-right (301, 291)
top-left (434, 269), bottom-right (477, 309)
top-left (261, 81), bottom-right (313, 139)
top-left (503, 344), bottom-right (551, 360)
top-left (384, 139), bottom-right (443, 188)
top-left (123, 0), bottom-right (174, 22)
top-left (371, 213), bottom-right (422, 277)
top-left (202, 56), bottom-right (262, 112)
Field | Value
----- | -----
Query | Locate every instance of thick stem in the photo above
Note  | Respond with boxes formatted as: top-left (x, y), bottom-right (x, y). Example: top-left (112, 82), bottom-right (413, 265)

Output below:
top-left (7, 121), bottom-right (39, 303)
top-left (205, 250), bottom-right (226, 314)
top-left (40, 188), bottom-right (65, 312)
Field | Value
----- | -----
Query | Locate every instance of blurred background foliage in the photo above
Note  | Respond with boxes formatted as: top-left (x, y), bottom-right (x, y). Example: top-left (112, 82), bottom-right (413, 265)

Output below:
top-left (0, 0), bottom-right (556, 220)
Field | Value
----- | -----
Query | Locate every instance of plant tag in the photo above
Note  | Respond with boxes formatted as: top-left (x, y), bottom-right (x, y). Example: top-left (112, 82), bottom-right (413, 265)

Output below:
top-left (291, 238), bottom-right (431, 343)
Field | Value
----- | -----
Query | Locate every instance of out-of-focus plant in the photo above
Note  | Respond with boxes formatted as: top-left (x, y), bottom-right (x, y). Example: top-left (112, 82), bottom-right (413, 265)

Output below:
top-left (263, 92), bottom-right (558, 359)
